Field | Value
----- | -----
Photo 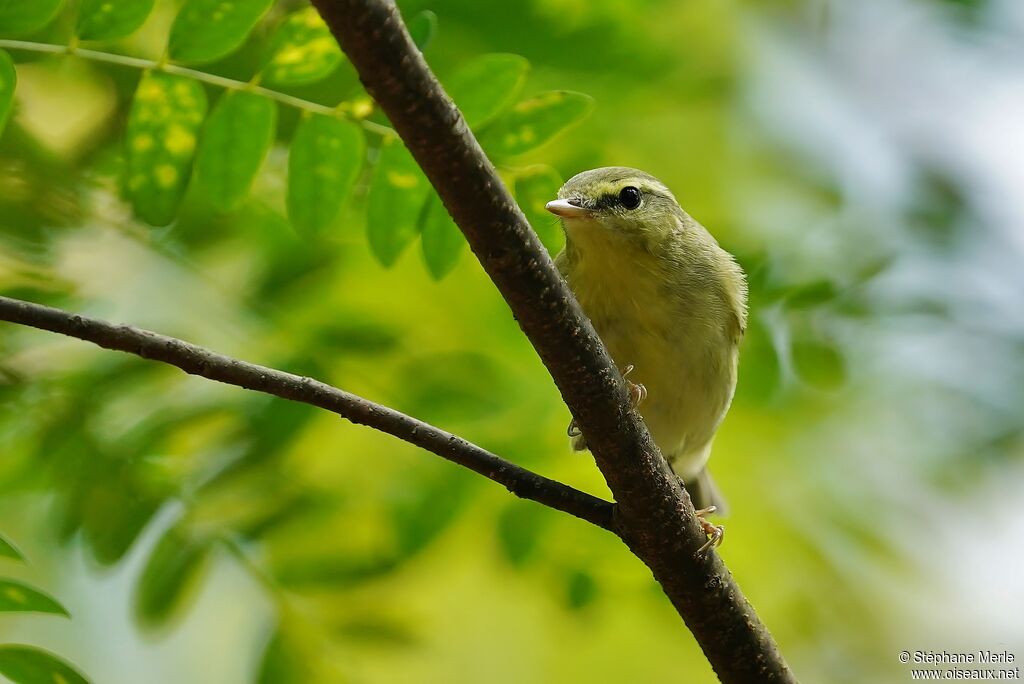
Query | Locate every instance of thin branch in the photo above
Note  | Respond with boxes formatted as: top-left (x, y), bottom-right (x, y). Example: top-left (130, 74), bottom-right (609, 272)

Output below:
top-left (0, 39), bottom-right (394, 137)
top-left (0, 295), bottom-right (614, 531)
top-left (310, 1), bottom-right (796, 682)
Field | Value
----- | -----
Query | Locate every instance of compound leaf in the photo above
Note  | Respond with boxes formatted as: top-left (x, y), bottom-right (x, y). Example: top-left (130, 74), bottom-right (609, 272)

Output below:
top-left (515, 165), bottom-right (564, 254)
top-left (77, 0), bottom-right (155, 41)
top-left (0, 646), bottom-right (90, 684)
top-left (287, 113), bottom-right (363, 236)
top-left (420, 194), bottom-right (464, 280)
top-left (366, 136), bottom-right (429, 266)
top-left (0, 0), bottom-right (63, 36)
top-left (482, 91), bottom-right (593, 159)
top-left (168, 0), bottom-right (273, 64)
top-left (134, 524), bottom-right (211, 627)
top-left (0, 580), bottom-right (69, 616)
top-left (0, 50), bottom-right (15, 137)
top-left (195, 91), bottom-right (277, 209)
top-left (262, 7), bottom-right (343, 87)
top-left (125, 72), bottom-right (207, 226)
top-left (446, 53), bottom-right (528, 129)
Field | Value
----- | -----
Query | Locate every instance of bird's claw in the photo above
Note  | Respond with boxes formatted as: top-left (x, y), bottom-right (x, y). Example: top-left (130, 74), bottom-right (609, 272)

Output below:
top-left (567, 364), bottom-right (645, 440)
top-left (694, 506), bottom-right (725, 557)
top-left (622, 364), bottom-right (647, 409)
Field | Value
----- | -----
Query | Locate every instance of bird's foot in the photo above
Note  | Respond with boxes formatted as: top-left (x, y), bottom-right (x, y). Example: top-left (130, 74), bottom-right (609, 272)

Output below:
top-left (622, 364), bottom-right (647, 409)
top-left (566, 364), bottom-right (644, 446)
top-left (694, 506), bottom-right (725, 556)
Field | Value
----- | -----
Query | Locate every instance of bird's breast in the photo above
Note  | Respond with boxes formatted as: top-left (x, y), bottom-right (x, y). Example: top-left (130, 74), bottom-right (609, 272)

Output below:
top-left (564, 240), bottom-right (739, 477)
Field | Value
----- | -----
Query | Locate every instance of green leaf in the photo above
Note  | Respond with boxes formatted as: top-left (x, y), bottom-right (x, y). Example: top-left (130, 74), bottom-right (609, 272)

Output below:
top-left (195, 91), bottom-right (276, 210)
top-left (134, 525), bottom-right (211, 627)
top-left (565, 569), bottom-right (599, 610)
top-left (334, 616), bottom-right (419, 647)
top-left (273, 554), bottom-right (400, 589)
top-left (390, 469), bottom-right (472, 557)
top-left (261, 8), bottom-right (343, 87)
top-left (0, 50), bottom-right (15, 138)
top-left (782, 280), bottom-right (839, 309)
top-left (420, 194), bottom-right (464, 280)
top-left (398, 352), bottom-right (508, 422)
top-left (366, 136), bottom-right (429, 266)
top-left (406, 10), bottom-right (437, 52)
top-left (168, 0), bottom-right (273, 64)
top-left (446, 54), bottom-right (528, 129)
top-left (481, 91), bottom-right (593, 159)
top-left (77, 0), bottom-right (155, 41)
top-left (257, 631), bottom-right (311, 684)
top-left (0, 646), bottom-right (90, 684)
top-left (0, 532), bottom-right (23, 561)
top-left (735, 318), bottom-right (781, 405)
top-left (287, 113), bottom-right (363, 236)
top-left (515, 165), bottom-right (564, 254)
top-left (496, 502), bottom-right (549, 567)
top-left (0, 0), bottom-right (62, 36)
top-left (0, 579), bottom-right (69, 616)
top-left (793, 337), bottom-right (846, 391)
top-left (82, 486), bottom-right (162, 566)
top-left (125, 72), bottom-right (207, 226)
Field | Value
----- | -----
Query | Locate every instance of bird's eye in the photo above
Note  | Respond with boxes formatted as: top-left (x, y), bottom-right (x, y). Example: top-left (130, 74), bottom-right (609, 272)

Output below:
top-left (619, 186), bottom-right (641, 210)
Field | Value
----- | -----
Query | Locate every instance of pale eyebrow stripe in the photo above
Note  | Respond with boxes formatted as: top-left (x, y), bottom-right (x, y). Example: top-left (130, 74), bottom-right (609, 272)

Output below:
top-left (639, 182), bottom-right (671, 198)
top-left (589, 179), bottom-right (673, 202)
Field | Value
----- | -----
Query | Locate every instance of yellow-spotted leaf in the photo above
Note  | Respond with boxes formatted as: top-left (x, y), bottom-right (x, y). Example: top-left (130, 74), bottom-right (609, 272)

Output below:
top-left (0, 532), bottom-right (23, 561)
top-left (366, 136), bottom-right (429, 267)
top-left (0, 646), bottom-right (90, 684)
top-left (0, 0), bottom-right (62, 35)
top-left (481, 91), bottom-right (593, 159)
top-left (421, 194), bottom-right (464, 280)
top-left (446, 54), bottom-right (528, 129)
top-left (0, 579), bottom-right (69, 616)
top-left (262, 8), bottom-right (343, 87)
top-left (195, 91), bottom-right (276, 209)
top-left (406, 10), bottom-right (437, 52)
top-left (0, 50), bottom-right (15, 137)
top-left (77, 0), bottom-right (155, 41)
top-left (125, 72), bottom-right (207, 226)
top-left (515, 165), bottom-right (564, 254)
top-left (135, 525), bottom-right (211, 627)
top-left (287, 113), bottom-right (363, 236)
top-left (168, 0), bottom-right (273, 65)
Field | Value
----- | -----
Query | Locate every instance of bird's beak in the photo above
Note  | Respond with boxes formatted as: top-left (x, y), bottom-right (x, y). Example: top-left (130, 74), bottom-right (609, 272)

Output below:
top-left (545, 199), bottom-right (591, 219)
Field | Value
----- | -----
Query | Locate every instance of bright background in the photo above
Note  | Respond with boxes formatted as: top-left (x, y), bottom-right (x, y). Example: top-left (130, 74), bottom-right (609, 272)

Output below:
top-left (1, 0), bottom-right (1023, 682)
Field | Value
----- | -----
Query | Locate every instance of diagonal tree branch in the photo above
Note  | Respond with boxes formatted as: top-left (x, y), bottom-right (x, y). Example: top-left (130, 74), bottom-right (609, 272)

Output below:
top-left (310, 1), bottom-right (796, 682)
top-left (0, 295), bottom-right (614, 531)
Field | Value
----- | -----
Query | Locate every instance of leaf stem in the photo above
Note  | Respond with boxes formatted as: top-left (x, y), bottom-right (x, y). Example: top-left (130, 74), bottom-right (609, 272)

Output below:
top-left (0, 38), bottom-right (393, 136)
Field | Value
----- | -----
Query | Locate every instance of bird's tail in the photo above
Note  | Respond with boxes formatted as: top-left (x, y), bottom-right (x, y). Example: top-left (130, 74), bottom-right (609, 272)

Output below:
top-left (685, 468), bottom-right (728, 516)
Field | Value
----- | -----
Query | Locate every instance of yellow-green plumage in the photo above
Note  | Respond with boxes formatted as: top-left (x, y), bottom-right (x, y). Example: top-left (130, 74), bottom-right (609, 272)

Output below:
top-left (548, 167), bottom-right (747, 511)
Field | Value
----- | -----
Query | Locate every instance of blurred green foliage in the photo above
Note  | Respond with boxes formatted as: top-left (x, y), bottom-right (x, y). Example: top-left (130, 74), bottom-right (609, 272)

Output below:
top-left (0, 533), bottom-right (87, 682)
top-left (1, 0), bottom-right (1023, 683)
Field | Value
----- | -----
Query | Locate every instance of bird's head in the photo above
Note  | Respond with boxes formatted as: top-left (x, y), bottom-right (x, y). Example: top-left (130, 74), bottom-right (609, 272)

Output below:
top-left (545, 167), bottom-right (684, 244)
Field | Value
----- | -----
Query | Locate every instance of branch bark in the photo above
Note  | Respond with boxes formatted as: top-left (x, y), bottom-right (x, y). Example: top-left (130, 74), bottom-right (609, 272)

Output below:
top-left (0, 295), bottom-right (613, 531)
top-left (310, 1), bottom-right (796, 681)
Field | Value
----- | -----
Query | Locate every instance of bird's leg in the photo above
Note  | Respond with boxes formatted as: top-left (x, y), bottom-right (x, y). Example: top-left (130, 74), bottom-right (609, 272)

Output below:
top-left (694, 505), bottom-right (725, 556)
top-left (621, 364), bottom-right (647, 409)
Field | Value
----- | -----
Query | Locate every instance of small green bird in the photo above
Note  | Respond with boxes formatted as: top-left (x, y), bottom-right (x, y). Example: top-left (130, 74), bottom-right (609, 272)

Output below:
top-left (546, 167), bottom-right (747, 552)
